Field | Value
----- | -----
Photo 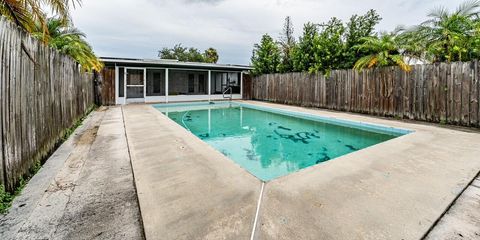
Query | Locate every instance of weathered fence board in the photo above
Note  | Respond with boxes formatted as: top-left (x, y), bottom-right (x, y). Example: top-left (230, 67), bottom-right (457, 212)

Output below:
top-left (251, 61), bottom-right (480, 128)
top-left (100, 66), bottom-right (115, 105)
top-left (0, 17), bottom-right (95, 190)
top-left (242, 73), bottom-right (253, 100)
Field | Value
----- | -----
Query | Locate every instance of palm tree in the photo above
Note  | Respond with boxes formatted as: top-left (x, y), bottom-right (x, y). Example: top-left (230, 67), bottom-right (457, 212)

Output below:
top-left (0, 0), bottom-right (80, 32)
top-left (33, 17), bottom-right (103, 71)
top-left (406, 0), bottom-right (480, 62)
top-left (353, 33), bottom-right (411, 72)
top-left (203, 47), bottom-right (219, 63)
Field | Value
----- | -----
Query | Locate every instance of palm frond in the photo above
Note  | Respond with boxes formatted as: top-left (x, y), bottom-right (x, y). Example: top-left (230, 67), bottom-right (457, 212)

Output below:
top-left (456, 0), bottom-right (480, 17)
top-left (354, 55), bottom-right (377, 71)
top-left (427, 6), bottom-right (449, 19)
top-left (391, 55), bottom-right (412, 72)
top-left (1, 0), bottom-right (44, 32)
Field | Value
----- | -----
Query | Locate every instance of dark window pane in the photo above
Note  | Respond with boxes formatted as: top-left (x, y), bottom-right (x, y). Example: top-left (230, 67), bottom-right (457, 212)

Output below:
top-left (154, 73), bottom-right (161, 93)
top-left (188, 74), bottom-right (195, 93)
top-left (127, 86), bottom-right (144, 98)
top-left (119, 68), bottom-right (124, 97)
top-left (210, 72), bottom-right (241, 94)
top-left (232, 73), bottom-right (240, 94)
top-left (146, 69), bottom-right (165, 96)
top-left (198, 74), bottom-right (205, 93)
top-left (127, 69), bottom-right (144, 85)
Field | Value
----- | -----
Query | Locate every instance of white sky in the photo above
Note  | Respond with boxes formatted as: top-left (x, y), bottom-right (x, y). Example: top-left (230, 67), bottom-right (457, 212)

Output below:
top-left (71, 0), bottom-right (460, 65)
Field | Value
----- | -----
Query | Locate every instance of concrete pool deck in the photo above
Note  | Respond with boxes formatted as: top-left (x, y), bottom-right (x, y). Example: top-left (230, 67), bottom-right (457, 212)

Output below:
top-left (2, 101), bottom-right (479, 239)
top-left (0, 107), bottom-right (144, 240)
top-left (123, 101), bottom-right (480, 240)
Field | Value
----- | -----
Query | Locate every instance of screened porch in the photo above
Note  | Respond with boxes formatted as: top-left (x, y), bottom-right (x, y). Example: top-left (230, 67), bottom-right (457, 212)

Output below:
top-left (115, 67), bottom-right (243, 104)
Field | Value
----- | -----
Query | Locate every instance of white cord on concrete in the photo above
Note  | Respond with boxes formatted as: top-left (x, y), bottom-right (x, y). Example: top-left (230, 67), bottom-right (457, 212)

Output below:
top-left (250, 181), bottom-right (265, 240)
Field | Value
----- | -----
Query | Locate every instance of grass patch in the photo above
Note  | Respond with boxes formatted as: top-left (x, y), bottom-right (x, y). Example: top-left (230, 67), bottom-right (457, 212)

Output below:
top-left (0, 104), bottom-right (97, 214)
top-left (0, 177), bottom-right (26, 214)
top-left (0, 185), bottom-right (14, 213)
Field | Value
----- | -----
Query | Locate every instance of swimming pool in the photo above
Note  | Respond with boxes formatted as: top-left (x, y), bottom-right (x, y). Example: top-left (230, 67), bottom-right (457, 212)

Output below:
top-left (154, 102), bottom-right (411, 181)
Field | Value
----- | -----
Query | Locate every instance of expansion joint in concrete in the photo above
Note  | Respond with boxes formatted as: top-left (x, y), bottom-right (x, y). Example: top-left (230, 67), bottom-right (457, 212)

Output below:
top-left (421, 170), bottom-right (480, 239)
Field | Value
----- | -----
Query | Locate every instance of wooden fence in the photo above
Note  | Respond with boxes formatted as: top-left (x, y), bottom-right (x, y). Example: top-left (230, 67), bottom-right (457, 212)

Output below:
top-left (242, 73), bottom-right (253, 100)
top-left (0, 17), bottom-right (95, 190)
top-left (99, 66), bottom-right (115, 105)
top-left (251, 61), bottom-right (480, 127)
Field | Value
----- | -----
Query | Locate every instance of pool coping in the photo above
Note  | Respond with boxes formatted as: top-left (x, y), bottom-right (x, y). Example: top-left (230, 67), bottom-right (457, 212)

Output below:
top-left (126, 101), bottom-right (480, 240)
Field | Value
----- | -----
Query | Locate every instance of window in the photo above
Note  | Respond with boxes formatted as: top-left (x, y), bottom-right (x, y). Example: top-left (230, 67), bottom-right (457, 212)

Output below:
top-left (188, 74), bottom-right (195, 93)
top-left (146, 69), bottom-right (165, 96)
top-left (119, 67), bottom-right (124, 97)
top-left (153, 73), bottom-right (161, 93)
top-left (198, 74), bottom-right (205, 93)
top-left (210, 72), bottom-right (241, 94)
top-left (126, 69), bottom-right (144, 85)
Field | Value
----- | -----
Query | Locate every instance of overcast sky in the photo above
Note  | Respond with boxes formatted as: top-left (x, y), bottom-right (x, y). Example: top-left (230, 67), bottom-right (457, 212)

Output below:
top-left (71, 0), bottom-right (459, 65)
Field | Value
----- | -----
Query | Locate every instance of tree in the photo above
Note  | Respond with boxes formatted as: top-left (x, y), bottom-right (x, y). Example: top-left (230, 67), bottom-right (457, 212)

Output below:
top-left (251, 34), bottom-right (281, 75)
top-left (158, 44), bottom-right (219, 63)
top-left (311, 17), bottom-right (345, 74)
top-left (278, 16), bottom-right (296, 73)
top-left (291, 22), bottom-right (318, 72)
top-left (395, 25), bottom-right (428, 64)
top-left (353, 33), bottom-right (411, 72)
top-left (405, 0), bottom-right (480, 62)
top-left (0, 0), bottom-right (80, 32)
top-left (32, 17), bottom-right (103, 71)
top-left (342, 9), bottom-right (382, 68)
top-left (204, 47), bottom-right (219, 63)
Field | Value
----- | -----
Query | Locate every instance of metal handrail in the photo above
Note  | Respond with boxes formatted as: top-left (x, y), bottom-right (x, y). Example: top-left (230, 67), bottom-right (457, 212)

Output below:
top-left (222, 87), bottom-right (232, 100)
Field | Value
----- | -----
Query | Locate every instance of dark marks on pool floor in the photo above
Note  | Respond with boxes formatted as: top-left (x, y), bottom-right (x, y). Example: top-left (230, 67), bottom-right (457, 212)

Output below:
top-left (345, 144), bottom-right (359, 151)
top-left (273, 130), bottom-right (322, 144)
top-left (199, 133), bottom-right (209, 139)
top-left (316, 153), bottom-right (331, 164)
top-left (277, 126), bottom-right (291, 131)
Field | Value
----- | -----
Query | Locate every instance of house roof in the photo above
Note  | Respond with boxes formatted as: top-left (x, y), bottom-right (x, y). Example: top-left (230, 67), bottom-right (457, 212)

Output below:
top-left (101, 57), bottom-right (253, 71)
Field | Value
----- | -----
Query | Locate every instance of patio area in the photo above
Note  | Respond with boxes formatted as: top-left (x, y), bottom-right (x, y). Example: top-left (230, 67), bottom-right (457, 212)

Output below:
top-left (1, 102), bottom-right (479, 240)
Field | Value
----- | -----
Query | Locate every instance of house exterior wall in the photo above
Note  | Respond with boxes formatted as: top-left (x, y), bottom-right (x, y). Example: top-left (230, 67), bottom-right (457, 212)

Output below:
top-left (99, 63), bottom-right (249, 105)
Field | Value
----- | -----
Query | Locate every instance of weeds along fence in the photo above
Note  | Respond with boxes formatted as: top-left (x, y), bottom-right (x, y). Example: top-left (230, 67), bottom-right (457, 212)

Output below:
top-left (0, 17), bottom-right (95, 191)
top-left (251, 61), bottom-right (480, 127)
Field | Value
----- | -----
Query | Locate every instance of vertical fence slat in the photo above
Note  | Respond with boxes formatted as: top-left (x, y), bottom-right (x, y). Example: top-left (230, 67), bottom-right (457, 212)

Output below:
top-left (0, 17), bottom-right (95, 190)
top-left (472, 61), bottom-right (480, 126)
top-left (0, 17), bottom-right (6, 186)
top-left (250, 60), bottom-right (479, 128)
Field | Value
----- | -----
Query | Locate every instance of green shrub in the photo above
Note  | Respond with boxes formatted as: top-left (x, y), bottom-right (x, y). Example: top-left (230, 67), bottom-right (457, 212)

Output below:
top-left (0, 185), bottom-right (14, 214)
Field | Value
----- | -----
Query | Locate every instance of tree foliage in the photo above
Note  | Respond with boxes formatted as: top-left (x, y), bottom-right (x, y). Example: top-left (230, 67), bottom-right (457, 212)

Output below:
top-left (1, 0), bottom-right (102, 72)
top-left (253, 10), bottom-right (383, 74)
top-left (158, 44), bottom-right (220, 63)
top-left (204, 47), bottom-right (219, 63)
top-left (353, 33), bottom-right (411, 72)
top-left (32, 17), bottom-right (103, 71)
top-left (251, 34), bottom-right (281, 75)
top-left (291, 22), bottom-right (318, 72)
top-left (311, 17), bottom-right (346, 74)
top-left (342, 9), bottom-right (382, 68)
top-left (278, 16), bottom-right (296, 73)
top-left (403, 0), bottom-right (480, 62)
top-left (0, 0), bottom-right (81, 33)
top-left (252, 1), bottom-right (480, 75)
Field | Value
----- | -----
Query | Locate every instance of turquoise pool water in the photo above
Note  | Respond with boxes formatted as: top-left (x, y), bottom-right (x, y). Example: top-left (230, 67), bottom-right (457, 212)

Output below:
top-left (155, 102), bottom-right (409, 181)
